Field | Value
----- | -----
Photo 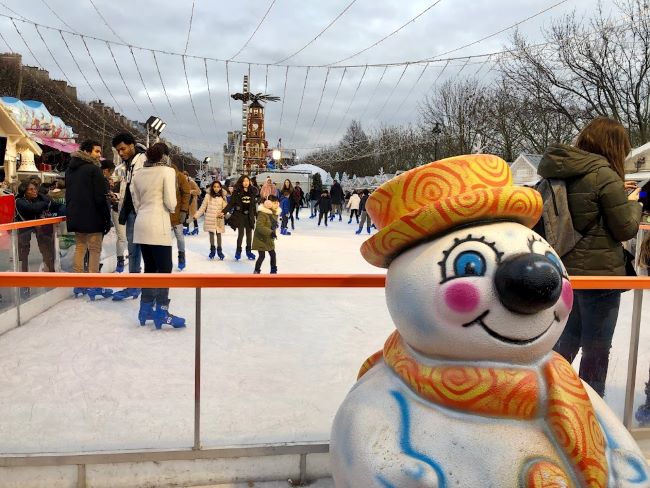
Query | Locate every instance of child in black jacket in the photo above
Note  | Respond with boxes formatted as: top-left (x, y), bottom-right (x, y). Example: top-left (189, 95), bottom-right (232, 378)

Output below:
top-left (317, 190), bottom-right (332, 227)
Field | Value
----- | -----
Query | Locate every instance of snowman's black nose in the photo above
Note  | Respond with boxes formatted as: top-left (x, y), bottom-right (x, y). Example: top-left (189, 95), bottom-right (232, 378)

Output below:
top-left (494, 254), bottom-right (562, 315)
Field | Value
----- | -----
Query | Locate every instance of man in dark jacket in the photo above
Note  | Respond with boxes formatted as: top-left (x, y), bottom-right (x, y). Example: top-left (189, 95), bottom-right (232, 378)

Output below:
top-left (292, 181), bottom-right (305, 220)
top-left (309, 187), bottom-right (319, 218)
top-left (65, 140), bottom-right (111, 275)
top-left (329, 180), bottom-right (344, 221)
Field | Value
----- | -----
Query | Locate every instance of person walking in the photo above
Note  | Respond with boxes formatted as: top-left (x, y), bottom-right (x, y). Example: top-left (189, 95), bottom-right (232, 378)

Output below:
top-left (111, 133), bottom-right (146, 301)
top-left (329, 180), bottom-right (344, 221)
top-left (65, 140), bottom-right (113, 300)
top-left (355, 189), bottom-right (373, 234)
top-left (292, 181), bottom-right (304, 220)
top-left (130, 142), bottom-right (185, 329)
top-left (221, 175), bottom-right (257, 260)
top-left (170, 162), bottom-right (191, 270)
top-left (183, 171), bottom-right (201, 236)
top-left (317, 189), bottom-right (332, 226)
top-left (194, 180), bottom-right (228, 260)
top-left (538, 117), bottom-right (642, 397)
top-left (347, 190), bottom-right (361, 224)
top-left (101, 160), bottom-right (127, 273)
top-left (252, 195), bottom-right (280, 274)
top-left (15, 180), bottom-right (58, 298)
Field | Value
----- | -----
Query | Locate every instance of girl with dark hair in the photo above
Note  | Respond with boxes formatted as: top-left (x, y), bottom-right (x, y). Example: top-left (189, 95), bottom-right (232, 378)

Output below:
top-left (130, 142), bottom-right (185, 329)
top-left (538, 117), bottom-right (642, 396)
top-left (221, 175), bottom-right (257, 260)
top-left (194, 180), bottom-right (228, 260)
top-left (280, 179), bottom-right (295, 230)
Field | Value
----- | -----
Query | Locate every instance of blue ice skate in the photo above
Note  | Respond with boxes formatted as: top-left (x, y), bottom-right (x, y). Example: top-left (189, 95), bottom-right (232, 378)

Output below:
top-left (153, 303), bottom-right (186, 329)
top-left (87, 288), bottom-right (113, 301)
top-left (138, 301), bottom-right (155, 326)
top-left (112, 288), bottom-right (141, 301)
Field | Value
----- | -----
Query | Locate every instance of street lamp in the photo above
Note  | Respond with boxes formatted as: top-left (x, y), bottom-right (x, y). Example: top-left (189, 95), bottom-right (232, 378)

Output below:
top-left (431, 122), bottom-right (442, 161)
top-left (145, 116), bottom-right (166, 147)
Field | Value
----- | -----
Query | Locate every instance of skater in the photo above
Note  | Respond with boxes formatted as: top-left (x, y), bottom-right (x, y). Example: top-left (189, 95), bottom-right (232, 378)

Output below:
top-left (221, 175), bottom-right (257, 260)
top-left (330, 180), bottom-right (344, 221)
top-left (541, 117), bottom-right (642, 397)
top-left (65, 140), bottom-right (113, 300)
top-left (259, 177), bottom-right (278, 199)
top-left (183, 171), bottom-right (200, 236)
top-left (355, 189), bottom-right (373, 234)
top-left (101, 160), bottom-right (127, 273)
top-left (317, 189), bottom-right (332, 226)
top-left (194, 180), bottom-right (228, 260)
top-left (252, 195), bottom-right (280, 274)
top-left (111, 132), bottom-right (146, 301)
top-left (309, 186), bottom-right (319, 218)
top-left (279, 191), bottom-right (292, 235)
top-left (170, 162), bottom-right (191, 271)
top-left (130, 142), bottom-right (185, 329)
top-left (346, 190), bottom-right (360, 224)
top-left (635, 234), bottom-right (650, 424)
top-left (292, 181), bottom-right (304, 220)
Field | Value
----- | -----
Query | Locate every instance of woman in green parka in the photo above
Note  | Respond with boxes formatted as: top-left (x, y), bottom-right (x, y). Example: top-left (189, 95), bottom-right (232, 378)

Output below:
top-left (252, 195), bottom-right (281, 274)
top-left (537, 117), bottom-right (642, 397)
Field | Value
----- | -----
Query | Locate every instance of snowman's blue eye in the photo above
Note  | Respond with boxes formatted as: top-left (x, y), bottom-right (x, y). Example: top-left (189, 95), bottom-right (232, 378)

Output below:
top-left (545, 252), bottom-right (563, 274)
top-left (453, 251), bottom-right (486, 277)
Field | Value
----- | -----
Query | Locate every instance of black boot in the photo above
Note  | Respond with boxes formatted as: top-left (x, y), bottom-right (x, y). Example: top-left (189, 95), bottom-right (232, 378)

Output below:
top-left (178, 251), bottom-right (186, 270)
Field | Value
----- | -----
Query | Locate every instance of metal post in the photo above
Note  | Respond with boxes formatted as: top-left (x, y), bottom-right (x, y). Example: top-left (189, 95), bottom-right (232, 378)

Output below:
top-left (11, 229), bottom-right (21, 328)
top-left (624, 287), bottom-right (644, 429)
top-left (145, 124), bottom-right (150, 149)
top-left (193, 287), bottom-right (202, 450)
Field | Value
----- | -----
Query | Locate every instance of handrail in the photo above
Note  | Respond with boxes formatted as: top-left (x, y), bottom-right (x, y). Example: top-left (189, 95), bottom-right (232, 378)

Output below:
top-left (0, 216), bottom-right (66, 231)
top-left (2, 272), bottom-right (650, 289)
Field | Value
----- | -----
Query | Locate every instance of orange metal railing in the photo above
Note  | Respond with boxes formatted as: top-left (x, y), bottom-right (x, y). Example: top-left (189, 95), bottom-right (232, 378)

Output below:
top-left (0, 216), bottom-right (65, 232)
top-left (1, 272), bottom-right (649, 290)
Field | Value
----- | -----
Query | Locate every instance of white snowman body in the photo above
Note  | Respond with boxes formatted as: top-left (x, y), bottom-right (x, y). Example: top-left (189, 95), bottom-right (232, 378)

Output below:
top-left (330, 221), bottom-right (650, 487)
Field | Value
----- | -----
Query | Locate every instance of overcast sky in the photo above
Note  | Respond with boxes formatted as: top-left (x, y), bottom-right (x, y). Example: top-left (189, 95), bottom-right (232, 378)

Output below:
top-left (0, 0), bottom-right (603, 160)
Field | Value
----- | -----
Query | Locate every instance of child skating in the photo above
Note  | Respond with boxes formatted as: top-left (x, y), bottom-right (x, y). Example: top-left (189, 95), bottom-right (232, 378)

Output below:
top-left (194, 180), bottom-right (228, 260)
top-left (252, 195), bottom-right (281, 274)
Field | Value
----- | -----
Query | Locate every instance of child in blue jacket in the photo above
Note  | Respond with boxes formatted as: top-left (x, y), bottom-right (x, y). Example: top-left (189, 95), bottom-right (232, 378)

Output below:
top-left (279, 191), bottom-right (292, 235)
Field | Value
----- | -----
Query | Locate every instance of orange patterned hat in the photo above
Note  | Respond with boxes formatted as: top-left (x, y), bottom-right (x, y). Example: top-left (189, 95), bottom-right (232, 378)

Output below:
top-left (361, 154), bottom-right (543, 268)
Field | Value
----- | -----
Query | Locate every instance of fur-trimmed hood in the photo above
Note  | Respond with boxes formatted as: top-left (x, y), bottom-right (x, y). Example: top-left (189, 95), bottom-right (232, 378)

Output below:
top-left (257, 203), bottom-right (281, 216)
top-left (69, 151), bottom-right (100, 170)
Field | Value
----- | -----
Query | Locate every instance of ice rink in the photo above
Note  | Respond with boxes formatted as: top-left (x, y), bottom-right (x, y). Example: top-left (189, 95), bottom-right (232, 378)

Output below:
top-left (0, 211), bottom-right (647, 455)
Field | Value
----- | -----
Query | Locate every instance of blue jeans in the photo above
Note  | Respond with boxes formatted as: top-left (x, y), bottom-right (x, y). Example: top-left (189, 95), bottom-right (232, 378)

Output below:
top-left (125, 211), bottom-right (142, 274)
top-left (553, 289), bottom-right (621, 397)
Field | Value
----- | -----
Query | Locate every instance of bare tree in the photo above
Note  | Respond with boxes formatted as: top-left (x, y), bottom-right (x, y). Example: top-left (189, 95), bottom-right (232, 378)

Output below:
top-left (501, 0), bottom-right (650, 145)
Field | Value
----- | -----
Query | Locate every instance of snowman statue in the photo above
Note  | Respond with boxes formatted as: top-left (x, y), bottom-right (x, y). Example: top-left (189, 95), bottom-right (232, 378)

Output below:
top-left (330, 154), bottom-right (650, 487)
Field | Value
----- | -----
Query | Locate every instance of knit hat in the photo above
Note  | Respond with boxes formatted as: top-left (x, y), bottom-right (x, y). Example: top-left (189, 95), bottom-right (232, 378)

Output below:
top-left (360, 154), bottom-right (543, 268)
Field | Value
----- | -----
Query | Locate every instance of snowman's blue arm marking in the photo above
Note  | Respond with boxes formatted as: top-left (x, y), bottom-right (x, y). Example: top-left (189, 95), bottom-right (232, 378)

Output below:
top-left (598, 414), bottom-right (649, 484)
top-left (390, 389), bottom-right (447, 487)
top-left (376, 476), bottom-right (397, 488)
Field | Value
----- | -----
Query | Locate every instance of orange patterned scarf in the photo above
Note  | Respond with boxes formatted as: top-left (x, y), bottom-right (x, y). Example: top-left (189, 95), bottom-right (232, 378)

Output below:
top-left (358, 331), bottom-right (608, 488)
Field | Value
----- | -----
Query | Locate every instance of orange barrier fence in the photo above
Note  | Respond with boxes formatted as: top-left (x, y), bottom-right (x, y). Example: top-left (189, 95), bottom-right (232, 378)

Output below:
top-left (2, 272), bottom-right (650, 289)
top-left (0, 216), bottom-right (66, 231)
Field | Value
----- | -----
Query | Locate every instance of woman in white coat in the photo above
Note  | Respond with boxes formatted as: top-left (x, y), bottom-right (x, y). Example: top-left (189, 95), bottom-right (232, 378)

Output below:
top-left (194, 180), bottom-right (228, 260)
top-left (347, 190), bottom-right (361, 224)
top-left (131, 143), bottom-right (185, 329)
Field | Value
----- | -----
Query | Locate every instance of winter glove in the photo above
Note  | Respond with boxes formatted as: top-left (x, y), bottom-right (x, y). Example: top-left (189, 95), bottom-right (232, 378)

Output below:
top-left (271, 231), bottom-right (277, 240)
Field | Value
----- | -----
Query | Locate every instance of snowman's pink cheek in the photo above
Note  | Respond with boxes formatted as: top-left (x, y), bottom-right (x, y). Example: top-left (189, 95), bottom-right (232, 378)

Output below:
top-left (561, 280), bottom-right (574, 310)
top-left (443, 282), bottom-right (481, 314)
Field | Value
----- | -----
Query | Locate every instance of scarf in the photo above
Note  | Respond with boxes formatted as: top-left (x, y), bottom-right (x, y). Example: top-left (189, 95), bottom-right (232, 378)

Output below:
top-left (358, 331), bottom-right (608, 488)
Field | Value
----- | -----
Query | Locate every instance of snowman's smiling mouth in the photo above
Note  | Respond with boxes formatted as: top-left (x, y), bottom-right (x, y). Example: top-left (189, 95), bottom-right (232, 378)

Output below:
top-left (462, 310), bottom-right (560, 345)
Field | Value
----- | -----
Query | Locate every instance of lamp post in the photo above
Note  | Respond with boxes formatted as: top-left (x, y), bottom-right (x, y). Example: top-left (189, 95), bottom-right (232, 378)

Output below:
top-left (145, 116), bottom-right (166, 147)
top-left (431, 122), bottom-right (442, 161)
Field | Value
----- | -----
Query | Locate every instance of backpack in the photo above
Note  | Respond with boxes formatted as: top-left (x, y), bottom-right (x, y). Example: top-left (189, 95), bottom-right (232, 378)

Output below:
top-left (532, 178), bottom-right (584, 257)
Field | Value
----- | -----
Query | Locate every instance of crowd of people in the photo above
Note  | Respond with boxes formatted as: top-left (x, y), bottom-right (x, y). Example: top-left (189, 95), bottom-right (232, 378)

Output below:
top-left (7, 132), bottom-right (378, 328)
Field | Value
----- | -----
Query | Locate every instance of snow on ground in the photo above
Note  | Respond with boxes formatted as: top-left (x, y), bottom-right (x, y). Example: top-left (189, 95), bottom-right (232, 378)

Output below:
top-left (0, 211), bottom-right (647, 455)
